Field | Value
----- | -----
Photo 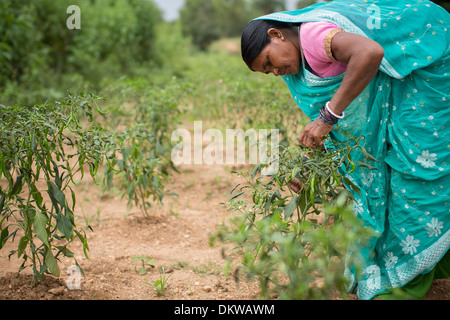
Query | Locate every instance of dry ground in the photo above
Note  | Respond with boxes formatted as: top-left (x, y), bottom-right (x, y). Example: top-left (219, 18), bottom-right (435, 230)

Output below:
top-left (0, 151), bottom-right (448, 301)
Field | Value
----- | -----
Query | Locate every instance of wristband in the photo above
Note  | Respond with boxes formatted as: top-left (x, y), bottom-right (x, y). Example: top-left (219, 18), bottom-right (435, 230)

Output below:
top-left (325, 101), bottom-right (345, 119)
top-left (319, 107), bottom-right (338, 125)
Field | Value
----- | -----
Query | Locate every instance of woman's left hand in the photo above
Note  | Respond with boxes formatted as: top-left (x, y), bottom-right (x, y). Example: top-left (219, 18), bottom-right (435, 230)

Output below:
top-left (298, 118), bottom-right (333, 149)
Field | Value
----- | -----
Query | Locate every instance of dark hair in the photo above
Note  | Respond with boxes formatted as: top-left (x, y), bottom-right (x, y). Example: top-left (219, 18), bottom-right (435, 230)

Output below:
top-left (241, 19), bottom-right (297, 68)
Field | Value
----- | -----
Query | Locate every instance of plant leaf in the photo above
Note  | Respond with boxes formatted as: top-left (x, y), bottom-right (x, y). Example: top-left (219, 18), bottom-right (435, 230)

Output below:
top-left (230, 183), bottom-right (241, 194)
top-left (17, 236), bottom-right (28, 258)
top-left (229, 191), bottom-right (244, 200)
top-left (153, 280), bottom-right (162, 287)
top-left (0, 194), bottom-right (5, 213)
top-left (284, 195), bottom-right (298, 220)
top-left (10, 174), bottom-right (23, 196)
top-left (45, 249), bottom-right (60, 277)
top-left (75, 230), bottom-right (89, 259)
top-left (0, 226), bottom-right (9, 249)
top-left (33, 211), bottom-right (50, 248)
top-left (56, 213), bottom-right (73, 239)
top-left (49, 181), bottom-right (66, 207)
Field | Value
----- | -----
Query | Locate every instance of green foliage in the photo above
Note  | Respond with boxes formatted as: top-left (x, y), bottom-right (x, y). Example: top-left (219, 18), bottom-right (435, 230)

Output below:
top-left (180, 0), bottom-right (221, 51)
top-left (179, 51), bottom-right (303, 146)
top-left (0, 88), bottom-right (179, 281)
top-left (69, 0), bottom-right (162, 84)
top-left (180, 0), bottom-right (251, 50)
top-left (0, 0), bottom-right (161, 94)
top-left (251, 0), bottom-right (286, 15)
top-left (132, 255), bottom-right (156, 275)
top-left (153, 20), bottom-right (194, 76)
top-left (212, 136), bottom-right (375, 299)
top-left (100, 78), bottom-right (189, 216)
top-left (0, 92), bottom-right (110, 281)
top-left (0, 0), bottom-right (384, 298)
top-left (147, 266), bottom-right (173, 296)
top-left (296, 0), bottom-right (318, 10)
top-left (0, 0), bottom-right (48, 86)
top-left (103, 125), bottom-right (169, 216)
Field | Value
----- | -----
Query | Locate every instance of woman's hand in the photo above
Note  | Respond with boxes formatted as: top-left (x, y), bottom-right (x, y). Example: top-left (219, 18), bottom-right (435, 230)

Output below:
top-left (298, 118), bottom-right (333, 149)
top-left (288, 177), bottom-right (303, 193)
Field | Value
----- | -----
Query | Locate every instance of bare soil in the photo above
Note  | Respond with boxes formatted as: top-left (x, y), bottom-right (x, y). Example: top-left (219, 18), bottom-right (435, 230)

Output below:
top-left (0, 158), bottom-right (448, 301)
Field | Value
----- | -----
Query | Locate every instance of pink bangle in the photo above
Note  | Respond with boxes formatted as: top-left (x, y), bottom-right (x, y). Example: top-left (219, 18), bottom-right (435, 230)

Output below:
top-left (326, 102), bottom-right (345, 119)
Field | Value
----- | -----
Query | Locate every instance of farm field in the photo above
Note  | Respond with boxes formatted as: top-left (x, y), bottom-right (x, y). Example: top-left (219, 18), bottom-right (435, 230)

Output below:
top-left (0, 144), bottom-right (262, 300)
top-left (1, 144), bottom-right (448, 301)
top-left (0, 38), bottom-right (302, 299)
top-left (1, 1), bottom-right (448, 302)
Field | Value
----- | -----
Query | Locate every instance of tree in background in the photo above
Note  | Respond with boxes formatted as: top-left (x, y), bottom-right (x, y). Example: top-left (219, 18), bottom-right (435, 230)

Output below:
top-left (69, 0), bottom-right (162, 84)
top-left (0, 1), bottom-right (53, 86)
top-left (180, 0), bottom-right (251, 51)
top-left (219, 0), bottom-right (252, 38)
top-left (180, 0), bottom-right (289, 51)
top-left (251, 0), bottom-right (286, 15)
top-left (180, 0), bottom-right (222, 51)
top-left (296, 0), bottom-right (317, 9)
top-left (0, 0), bottom-right (161, 90)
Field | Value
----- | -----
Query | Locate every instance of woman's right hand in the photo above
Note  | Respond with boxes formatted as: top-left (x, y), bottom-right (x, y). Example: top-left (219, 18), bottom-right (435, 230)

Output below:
top-left (287, 155), bottom-right (310, 193)
top-left (288, 177), bottom-right (304, 193)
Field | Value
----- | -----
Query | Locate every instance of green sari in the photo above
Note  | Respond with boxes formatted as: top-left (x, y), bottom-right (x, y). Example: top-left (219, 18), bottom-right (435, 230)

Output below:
top-left (254, 0), bottom-right (450, 300)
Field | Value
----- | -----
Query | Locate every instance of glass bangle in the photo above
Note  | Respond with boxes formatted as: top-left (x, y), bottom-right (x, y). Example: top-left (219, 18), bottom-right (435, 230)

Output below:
top-left (326, 101), bottom-right (345, 119)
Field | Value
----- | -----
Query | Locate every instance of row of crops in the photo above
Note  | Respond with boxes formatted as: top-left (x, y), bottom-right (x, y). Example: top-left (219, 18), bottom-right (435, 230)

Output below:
top-left (0, 46), bottom-right (372, 299)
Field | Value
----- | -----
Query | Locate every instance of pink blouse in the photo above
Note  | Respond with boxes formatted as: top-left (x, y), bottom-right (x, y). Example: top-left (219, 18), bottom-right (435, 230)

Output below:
top-left (300, 21), bottom-right (348, 78)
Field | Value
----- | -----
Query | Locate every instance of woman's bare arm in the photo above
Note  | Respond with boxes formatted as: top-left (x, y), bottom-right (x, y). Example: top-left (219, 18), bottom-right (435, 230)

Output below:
top-left (298, 31), bottom-right (384, 148)
top-left (328, 31), bottom-right (384, 115)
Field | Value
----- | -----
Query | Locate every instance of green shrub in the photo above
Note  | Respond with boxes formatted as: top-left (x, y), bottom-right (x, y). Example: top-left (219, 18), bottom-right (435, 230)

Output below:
top-left (0, 93), bottom-right (111, 281)
top-left (213, 135), bottom-right (375, 299)
top-left (0, 89), bottom-right (178, 281)
top-left (180, 0), bottom-right (250, 51)
top-left (0, 0), bottom-right (162, 95)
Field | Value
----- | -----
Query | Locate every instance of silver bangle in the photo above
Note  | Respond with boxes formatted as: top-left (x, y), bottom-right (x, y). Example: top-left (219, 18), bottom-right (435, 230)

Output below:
top-left (326, 101), bottom-right (345, 119)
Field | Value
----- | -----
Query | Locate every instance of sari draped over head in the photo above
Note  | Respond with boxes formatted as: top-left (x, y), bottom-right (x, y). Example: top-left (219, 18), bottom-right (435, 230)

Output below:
top-left (254, 0), bottom-right (450, 300)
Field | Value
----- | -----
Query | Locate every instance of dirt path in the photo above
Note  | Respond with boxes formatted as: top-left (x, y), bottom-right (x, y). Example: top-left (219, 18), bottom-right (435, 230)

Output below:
top-left (0, 158), bottom-right (448, 300)
top-left (0, 159), bottom-right (262, 300)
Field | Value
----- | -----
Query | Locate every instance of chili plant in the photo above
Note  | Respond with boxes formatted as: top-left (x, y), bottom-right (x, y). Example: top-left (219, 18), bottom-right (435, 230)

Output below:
top-left (0, 92), bottom-right (114, 282)
top-left (103, 124), bottom-right (169, 216)
top-left (101, 81), bottom-right (185, 216)
top-left (213, 134), bottom-right (376, 299)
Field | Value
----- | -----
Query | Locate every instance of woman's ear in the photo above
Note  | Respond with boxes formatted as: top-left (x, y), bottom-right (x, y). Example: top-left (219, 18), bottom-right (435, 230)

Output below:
top-left (267, 28), bottom-right (285, 40)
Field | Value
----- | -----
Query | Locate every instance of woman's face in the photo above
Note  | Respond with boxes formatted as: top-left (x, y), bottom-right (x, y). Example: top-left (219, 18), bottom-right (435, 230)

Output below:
top-left (250, 28), bottom-right (300, 76)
